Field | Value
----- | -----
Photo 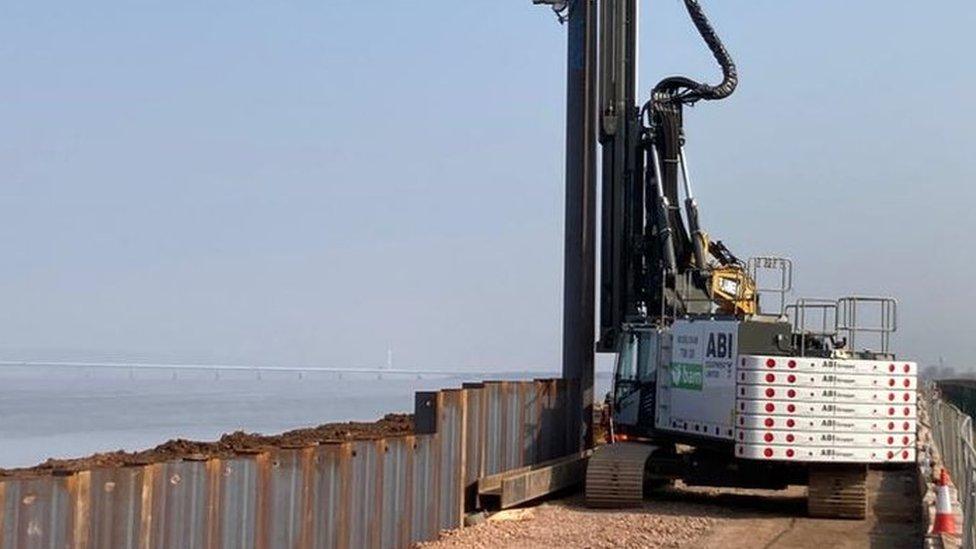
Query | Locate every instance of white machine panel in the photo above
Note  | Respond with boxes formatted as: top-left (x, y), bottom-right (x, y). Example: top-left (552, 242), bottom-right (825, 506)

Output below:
top-left (737, 429), bottom-right (916, 447)
top-left (737, 385), bottom-right (916, 405)
top-left (656, 319), bottom-right (738, 441)
top-left (737, 414), bottom-right (916, 433)
top-left (736, 399), bottom-right (917, 419)
top-left (736, 444), bottom-right (916, 463)
top-left (736, 354), bottom-right (918, 464)
top-left (737, 370), bottom-right (916, 390)
top-left (739, 355), bottom-right (917, 376)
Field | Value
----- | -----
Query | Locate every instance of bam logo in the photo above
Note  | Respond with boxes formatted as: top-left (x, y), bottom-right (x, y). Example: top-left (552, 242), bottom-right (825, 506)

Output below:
top-left (706, 332), bottom-right (734, 358)
top-left (671, 363), bottom-right (703, 391)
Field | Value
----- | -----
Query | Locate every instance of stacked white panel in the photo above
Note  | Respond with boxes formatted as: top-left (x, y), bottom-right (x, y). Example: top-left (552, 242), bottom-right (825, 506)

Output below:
top-left (735, 355), bottom-right (918, 464)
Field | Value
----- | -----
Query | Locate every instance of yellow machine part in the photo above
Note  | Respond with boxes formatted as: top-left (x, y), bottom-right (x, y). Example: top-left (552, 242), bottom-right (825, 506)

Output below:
top-left (710, 265), bottom-right (757, 315)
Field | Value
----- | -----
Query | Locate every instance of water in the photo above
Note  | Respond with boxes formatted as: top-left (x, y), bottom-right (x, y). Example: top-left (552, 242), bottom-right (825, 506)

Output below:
top-left (0, 365), bottom-right (611, 469)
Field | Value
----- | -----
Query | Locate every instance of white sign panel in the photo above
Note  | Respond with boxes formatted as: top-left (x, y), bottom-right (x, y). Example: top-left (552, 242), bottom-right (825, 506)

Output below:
top-left (659, 319), bottom-right (738, 440)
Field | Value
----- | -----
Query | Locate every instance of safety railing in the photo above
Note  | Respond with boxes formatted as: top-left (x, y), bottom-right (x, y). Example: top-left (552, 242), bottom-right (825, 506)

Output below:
top-left (928, 391), bottom-right (976, 547)
top-left (747, 256), bottom-right (793, 316)
top-left (784, 298), bottom-right (837, 357)
top-left (836, 296), bottom-right (897, 356)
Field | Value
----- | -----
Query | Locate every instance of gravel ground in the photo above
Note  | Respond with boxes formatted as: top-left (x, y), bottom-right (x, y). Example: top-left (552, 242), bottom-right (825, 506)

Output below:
top-left (417, 494), bottom-right (723, 549)
top-left (418, 469), bottom-right (921, 549)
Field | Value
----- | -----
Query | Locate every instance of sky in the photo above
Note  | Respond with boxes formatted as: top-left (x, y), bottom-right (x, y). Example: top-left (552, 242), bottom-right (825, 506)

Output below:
top-left (0, 1), bottom-right (973, 372)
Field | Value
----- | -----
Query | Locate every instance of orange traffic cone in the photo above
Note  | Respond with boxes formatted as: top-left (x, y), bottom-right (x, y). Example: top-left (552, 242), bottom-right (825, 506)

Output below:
top-left (933, 468), bottom-right (959, 535)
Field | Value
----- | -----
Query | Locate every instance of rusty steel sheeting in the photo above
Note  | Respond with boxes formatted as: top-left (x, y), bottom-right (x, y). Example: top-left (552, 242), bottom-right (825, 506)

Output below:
top-left (409, 434), bottom-right (438, 545)
top-left (0, 378), bottom-right (576, 549)
top-left (0, 474), bottom-right (75, 548)
top-left (379, 437), bottom-right (411, 549)
top-left (435, 389), bottom-right (464, 533)
top-left (483, 381), bottom-right (507, 477)
top-left (87, 466), bottom-right (144, 548)
top-left (461, 382), bottom-right (486, 507)
top-left (504, 382), bottom-right (523, 471)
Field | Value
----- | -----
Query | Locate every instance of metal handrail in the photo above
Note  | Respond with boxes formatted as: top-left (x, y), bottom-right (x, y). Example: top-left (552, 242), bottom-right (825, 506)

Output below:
top-left (836, 296), bottom-right (897, 354)
top-left (747, 256), bottom-right (793, 316)
top-left (927, 390), bottom-right (976, 547)
top-left (785, 298), bottom-right (837, 357)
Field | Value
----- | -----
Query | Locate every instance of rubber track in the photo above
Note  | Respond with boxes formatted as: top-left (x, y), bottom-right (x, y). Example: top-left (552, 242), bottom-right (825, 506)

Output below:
top-left (585, 442), bottom-right (656, 508)
top-left (807, 465), bottom-right (868, 519)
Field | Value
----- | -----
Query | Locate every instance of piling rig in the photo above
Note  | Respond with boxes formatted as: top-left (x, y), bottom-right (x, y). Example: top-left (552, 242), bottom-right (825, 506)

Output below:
top-left (534, 0), bottom-right (917, 519)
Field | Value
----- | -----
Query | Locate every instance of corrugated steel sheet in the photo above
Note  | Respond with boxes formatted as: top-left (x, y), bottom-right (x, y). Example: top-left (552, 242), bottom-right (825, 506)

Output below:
top-left (0, 378), bottom-right (575, 549)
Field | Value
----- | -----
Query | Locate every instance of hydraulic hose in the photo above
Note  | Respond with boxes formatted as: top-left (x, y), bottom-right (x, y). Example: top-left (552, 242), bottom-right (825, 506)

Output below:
top-left (643, 0), bottom-right (737, 281)
top-left (655, 0), bottom-right (738, 103)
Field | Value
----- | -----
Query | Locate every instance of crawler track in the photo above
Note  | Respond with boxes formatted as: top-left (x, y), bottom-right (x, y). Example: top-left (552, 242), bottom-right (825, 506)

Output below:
top-left (807, 464), bottom-right (868, 519)
top-left (585, 442), bottom-right (656, 507)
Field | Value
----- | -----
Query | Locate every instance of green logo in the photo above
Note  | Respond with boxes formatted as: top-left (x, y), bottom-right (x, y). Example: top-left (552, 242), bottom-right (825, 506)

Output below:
top-left (671, 362), bottom-right (703, 391)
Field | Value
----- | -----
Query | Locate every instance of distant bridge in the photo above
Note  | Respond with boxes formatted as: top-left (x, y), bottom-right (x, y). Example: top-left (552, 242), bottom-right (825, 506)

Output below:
top-left (0, 360), bottom-right (560, 380)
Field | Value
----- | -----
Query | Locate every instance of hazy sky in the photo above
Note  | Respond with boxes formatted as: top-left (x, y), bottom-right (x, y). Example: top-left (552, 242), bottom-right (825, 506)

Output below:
top-left (1, 2), bottom-right (973, 371)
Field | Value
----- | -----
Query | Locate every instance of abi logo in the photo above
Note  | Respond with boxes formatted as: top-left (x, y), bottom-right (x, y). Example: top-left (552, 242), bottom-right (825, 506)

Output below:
top-left (706, 332), bottom-right (734, 359)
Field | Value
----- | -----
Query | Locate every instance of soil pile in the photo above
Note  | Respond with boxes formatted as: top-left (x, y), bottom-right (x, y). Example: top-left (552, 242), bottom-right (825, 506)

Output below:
top-left (0, 413), bottom-right (413, 479)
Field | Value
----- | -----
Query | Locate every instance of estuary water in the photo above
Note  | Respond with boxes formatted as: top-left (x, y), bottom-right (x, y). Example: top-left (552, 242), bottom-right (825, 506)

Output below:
top-left (0, 364), bottom-right (611, 469)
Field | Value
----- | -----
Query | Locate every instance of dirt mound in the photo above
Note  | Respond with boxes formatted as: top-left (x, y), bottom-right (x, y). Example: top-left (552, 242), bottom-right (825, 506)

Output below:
top-left (0, 413), bottom-right (413, 479)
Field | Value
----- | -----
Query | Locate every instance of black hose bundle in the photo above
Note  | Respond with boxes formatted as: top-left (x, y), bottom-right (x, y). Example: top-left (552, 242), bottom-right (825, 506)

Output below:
top-left (645, 0), bottom-right (737, 276)
top-left (653, 0), bottom-right (738, 104)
